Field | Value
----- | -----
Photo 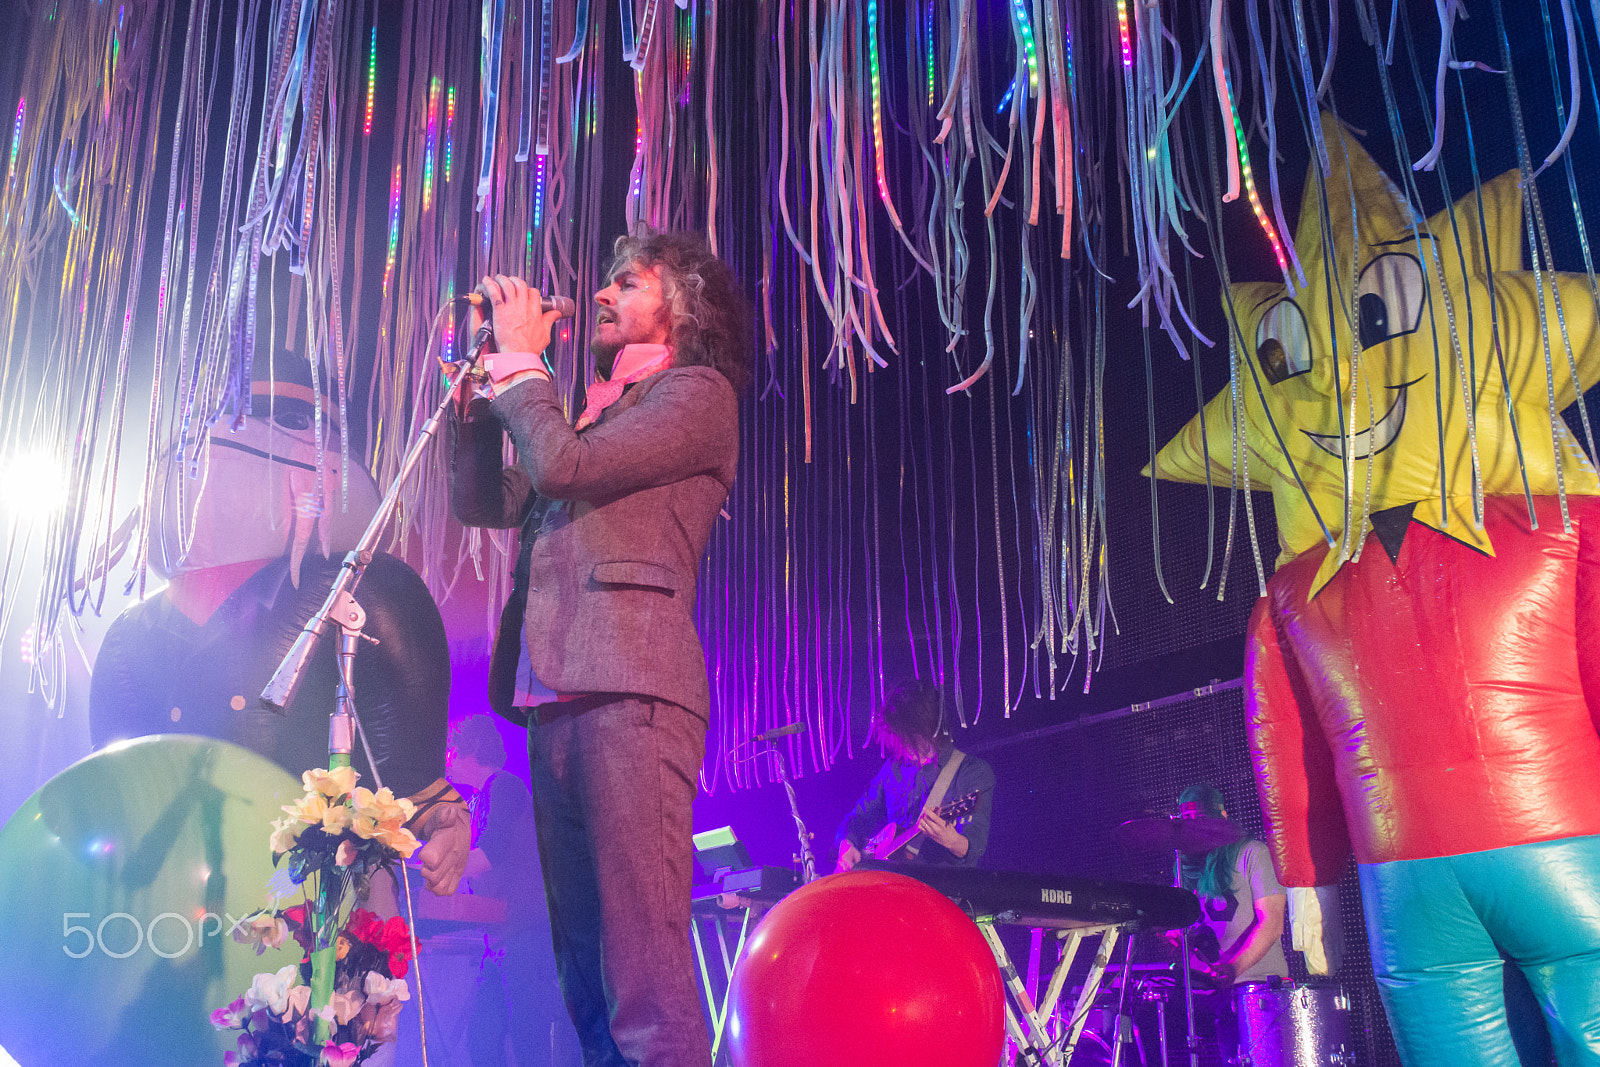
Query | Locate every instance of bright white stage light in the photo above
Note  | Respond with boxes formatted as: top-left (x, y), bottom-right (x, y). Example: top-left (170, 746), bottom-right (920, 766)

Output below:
top-left (0, 1041), bottom-right (21, 1066)
top-left (0, 448), bottom-right (69, 518)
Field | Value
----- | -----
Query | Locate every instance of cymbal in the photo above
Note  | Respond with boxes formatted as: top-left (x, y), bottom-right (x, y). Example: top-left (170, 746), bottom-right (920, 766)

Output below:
top-left (1116, 814), bottom-right (1246, 853)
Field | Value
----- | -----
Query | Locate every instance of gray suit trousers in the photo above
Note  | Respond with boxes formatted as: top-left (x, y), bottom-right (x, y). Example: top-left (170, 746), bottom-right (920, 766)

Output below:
top-left (528, 696), bottom-right (710, 1067)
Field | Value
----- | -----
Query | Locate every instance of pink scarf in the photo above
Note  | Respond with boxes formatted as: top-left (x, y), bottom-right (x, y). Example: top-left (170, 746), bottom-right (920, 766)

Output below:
top-left (574, 344), bottom-right (672, 431)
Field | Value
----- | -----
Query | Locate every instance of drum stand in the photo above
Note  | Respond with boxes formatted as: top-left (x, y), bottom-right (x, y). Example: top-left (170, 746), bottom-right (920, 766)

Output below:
top-left (1179, 928), bottom-right (1200, 1067)
top-left (1104, 936), bottom-right (1140, 1067)
top-left (1150, 986), bottom-right (1170, 1067)
top-left (1139, 928), bottom-right (1202, 1067)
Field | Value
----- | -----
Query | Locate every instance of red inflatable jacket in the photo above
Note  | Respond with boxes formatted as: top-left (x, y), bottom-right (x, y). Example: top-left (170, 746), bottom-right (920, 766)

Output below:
top-left (1247, 494), bottom-right (1600, 886)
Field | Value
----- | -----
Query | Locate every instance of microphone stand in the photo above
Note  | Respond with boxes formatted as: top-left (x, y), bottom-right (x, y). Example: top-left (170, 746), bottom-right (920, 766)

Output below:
top-left (260, 324), bottom-right (489, 715)
top-left (763, 743), bottom-right (818, 883)
top-left (259, 325), bottom-right (490, 1041)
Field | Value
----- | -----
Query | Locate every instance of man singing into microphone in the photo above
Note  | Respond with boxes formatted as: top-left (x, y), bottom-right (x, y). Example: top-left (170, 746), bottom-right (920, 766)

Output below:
top-left (450, 230), bottom-right (750, 1067)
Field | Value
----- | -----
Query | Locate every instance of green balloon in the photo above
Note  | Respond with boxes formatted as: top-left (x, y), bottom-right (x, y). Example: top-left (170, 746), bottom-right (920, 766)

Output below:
top-left (0, 735), bottom-right (307, 1065)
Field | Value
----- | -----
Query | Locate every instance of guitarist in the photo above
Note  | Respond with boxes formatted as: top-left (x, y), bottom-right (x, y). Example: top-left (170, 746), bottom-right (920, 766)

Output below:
top-left (833, 682), bottom-right (995, 872)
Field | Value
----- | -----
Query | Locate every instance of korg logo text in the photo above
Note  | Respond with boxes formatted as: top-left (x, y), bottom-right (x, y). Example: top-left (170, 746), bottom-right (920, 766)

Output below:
top-left (1041, 888), bottom-right (1072, 905)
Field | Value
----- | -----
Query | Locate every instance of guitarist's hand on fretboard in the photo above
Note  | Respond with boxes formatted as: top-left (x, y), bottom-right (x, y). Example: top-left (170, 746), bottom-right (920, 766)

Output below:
top-left (916, 808), bottom-right (968, 858)
top-left (862, 789), bottom-right (982, 863)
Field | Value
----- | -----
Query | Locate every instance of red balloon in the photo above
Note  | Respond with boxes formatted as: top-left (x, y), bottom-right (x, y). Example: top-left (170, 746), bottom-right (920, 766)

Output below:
top-left (727, 869), bottom-right (1005, 1067)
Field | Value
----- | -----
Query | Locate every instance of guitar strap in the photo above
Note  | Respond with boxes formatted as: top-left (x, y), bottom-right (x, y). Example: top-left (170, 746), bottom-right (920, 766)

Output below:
top-left (905, 749), bottom-right (966, 858)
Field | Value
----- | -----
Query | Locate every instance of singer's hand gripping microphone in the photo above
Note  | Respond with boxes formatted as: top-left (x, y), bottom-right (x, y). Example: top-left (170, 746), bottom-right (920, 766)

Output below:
top-left (460, 291), bottom-right (577, 318)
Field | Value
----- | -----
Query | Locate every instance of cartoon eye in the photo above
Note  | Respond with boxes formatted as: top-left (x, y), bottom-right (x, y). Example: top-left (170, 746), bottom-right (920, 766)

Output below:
top-left (1356, 253), bottom-right (1426, 348)
top-left (1255, 300), bottom-right (1312, 385)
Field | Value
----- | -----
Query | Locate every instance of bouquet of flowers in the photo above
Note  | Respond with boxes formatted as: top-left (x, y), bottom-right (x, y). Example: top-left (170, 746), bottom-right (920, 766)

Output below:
top-left (211, 767), bottom-right (422, 1067)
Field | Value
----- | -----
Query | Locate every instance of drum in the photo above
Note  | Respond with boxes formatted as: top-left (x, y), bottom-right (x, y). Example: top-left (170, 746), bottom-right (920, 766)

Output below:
top-left (1234, 978), bottom-right (1353, 1067)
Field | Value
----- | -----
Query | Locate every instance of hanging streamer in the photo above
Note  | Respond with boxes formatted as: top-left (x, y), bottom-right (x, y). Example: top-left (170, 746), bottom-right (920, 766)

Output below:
top-left (1, 0), bottom-right (1595, 788)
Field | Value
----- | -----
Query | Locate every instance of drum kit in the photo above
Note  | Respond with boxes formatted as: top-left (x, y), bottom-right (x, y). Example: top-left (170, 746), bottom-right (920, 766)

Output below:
top-left (1235, 978), bottom-right (1354, 1067)
top-left (1064, 972), bottom-right (1353, 1067)
top-left (1052, 814), bottom-right (1355, 1067)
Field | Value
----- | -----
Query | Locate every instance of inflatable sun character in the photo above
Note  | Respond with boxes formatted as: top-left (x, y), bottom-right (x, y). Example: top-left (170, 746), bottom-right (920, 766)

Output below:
top-left (1153, 115), bottom-right (1600, 1066)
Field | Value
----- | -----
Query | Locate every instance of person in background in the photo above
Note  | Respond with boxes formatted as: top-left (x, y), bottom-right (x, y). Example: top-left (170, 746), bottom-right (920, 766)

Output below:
top-left (448, 714), bottom-right (574, 1066)
top-left (1172, 783), bottom-right (1288, 1066)
top-left (90, 374), bottom-right (470, 896)
top-left (834, 681), bottom-right (995, 871)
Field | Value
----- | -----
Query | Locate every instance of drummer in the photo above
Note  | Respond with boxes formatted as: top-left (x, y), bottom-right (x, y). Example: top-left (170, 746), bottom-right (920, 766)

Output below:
top-left (1171, 783), bottom-right (1288, 1063)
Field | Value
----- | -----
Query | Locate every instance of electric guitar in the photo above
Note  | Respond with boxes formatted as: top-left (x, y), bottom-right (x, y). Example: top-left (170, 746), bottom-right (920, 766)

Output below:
top-left (864, 789), bottom-right (982, 861)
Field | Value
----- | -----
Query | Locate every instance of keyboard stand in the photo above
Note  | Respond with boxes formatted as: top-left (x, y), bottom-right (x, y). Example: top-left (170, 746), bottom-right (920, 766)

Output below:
top-left (690, 892), bottom-right (766, 1066)
top-left (845, 860), bottom-right (1195, 1067)
top-left (977, 916), bottom-right (1130, 1067)
top-left (688, 865), bottom-right (802, 1064)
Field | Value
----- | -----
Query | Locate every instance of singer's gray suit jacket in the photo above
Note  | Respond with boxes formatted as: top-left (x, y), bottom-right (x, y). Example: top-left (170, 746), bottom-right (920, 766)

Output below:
top-left (450, 365), bottom-right (738, 723)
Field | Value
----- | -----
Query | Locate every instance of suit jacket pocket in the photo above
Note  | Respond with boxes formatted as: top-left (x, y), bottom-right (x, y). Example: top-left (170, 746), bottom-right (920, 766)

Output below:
top-left (590, 560), bottom-right (679, 596)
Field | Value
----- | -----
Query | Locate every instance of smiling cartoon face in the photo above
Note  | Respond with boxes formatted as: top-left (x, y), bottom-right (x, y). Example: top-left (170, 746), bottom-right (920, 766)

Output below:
top-left (1153, 115), bottom-right (1600, 593)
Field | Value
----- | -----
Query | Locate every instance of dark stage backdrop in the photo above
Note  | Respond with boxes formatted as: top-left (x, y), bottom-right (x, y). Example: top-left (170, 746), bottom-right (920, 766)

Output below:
top-left (694, 684), bottom-right (1397, 1067)
top-left (976, 686), bottom-right (1397, 1067)
top-left (679, 1), bottom-right (1600, 1062)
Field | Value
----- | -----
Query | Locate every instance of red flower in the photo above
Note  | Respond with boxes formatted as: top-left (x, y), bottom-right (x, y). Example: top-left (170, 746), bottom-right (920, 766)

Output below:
top-left (281, 905), bottom-right (313, 951)
top-left (375, 916), bottom-right (414, 978)
top-left (344, 908), bottom-right (383, 945)
top-left (341, 908), bottom-right (413, 976)
top-left (378, 916), bottom-right (410, 951)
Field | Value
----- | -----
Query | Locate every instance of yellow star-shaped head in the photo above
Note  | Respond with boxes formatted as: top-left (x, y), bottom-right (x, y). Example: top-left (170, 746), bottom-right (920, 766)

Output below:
top-left (1152, 114), bottom-right (1600, 594)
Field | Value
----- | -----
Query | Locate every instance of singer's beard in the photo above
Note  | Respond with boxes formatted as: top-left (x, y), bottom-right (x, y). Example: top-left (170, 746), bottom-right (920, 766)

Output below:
top-left (591, 337), bottom-right (622, 380)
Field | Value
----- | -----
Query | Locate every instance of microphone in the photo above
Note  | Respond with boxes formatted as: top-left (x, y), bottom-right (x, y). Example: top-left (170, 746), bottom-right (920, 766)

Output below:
top-left (460, 290), bottom-right (578, 319)
top-left (755, 721), bottom-right (807, 742)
